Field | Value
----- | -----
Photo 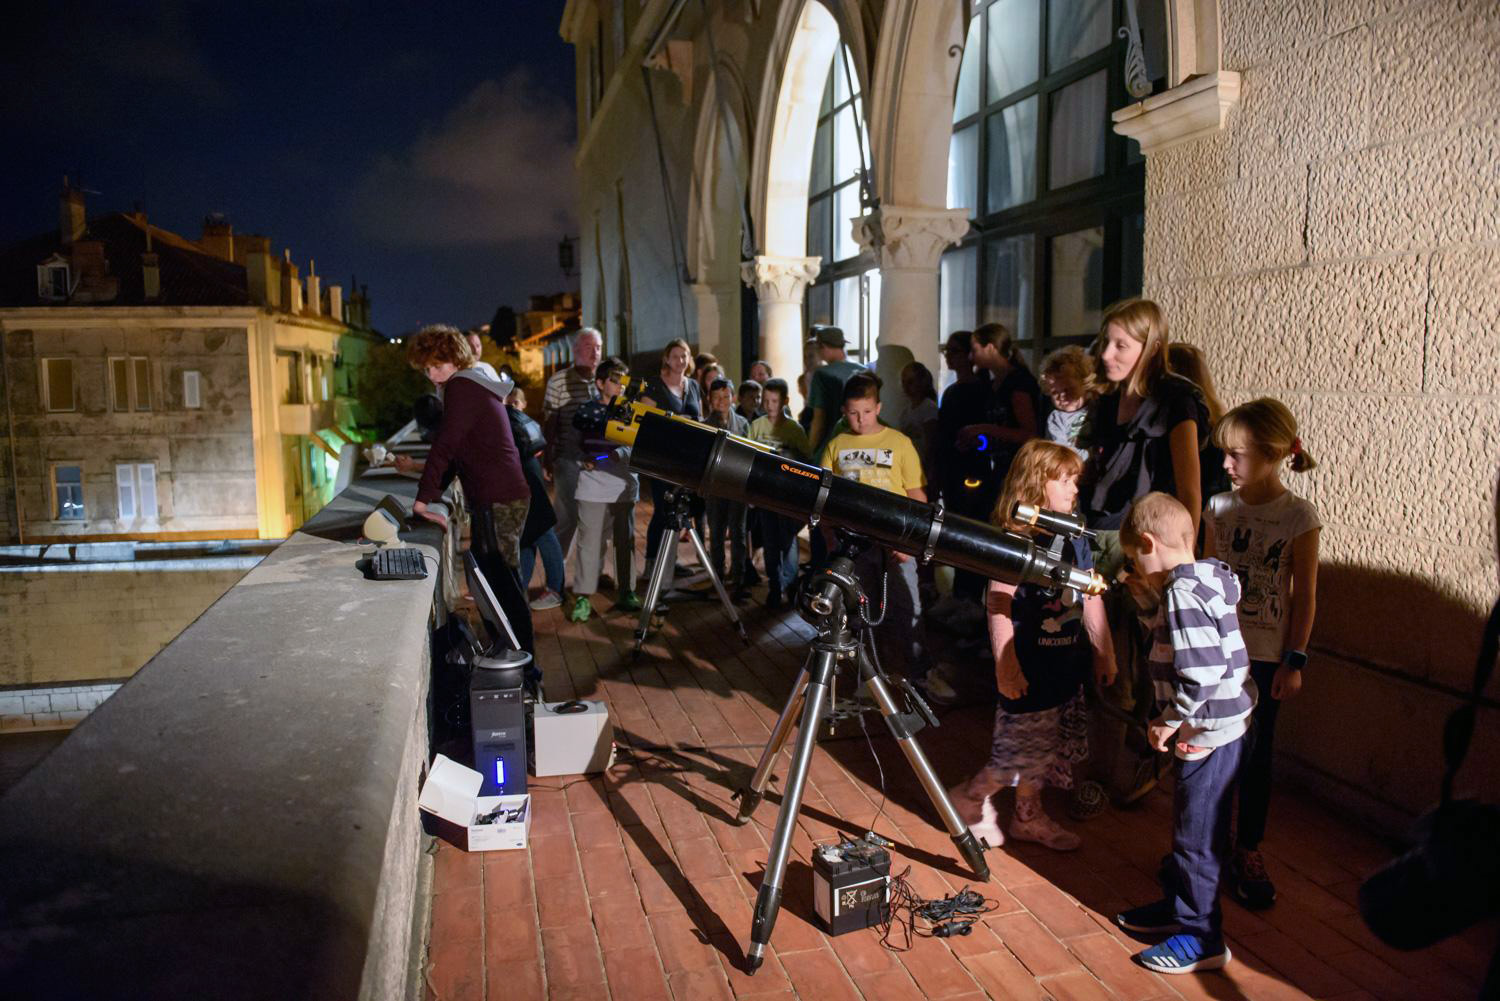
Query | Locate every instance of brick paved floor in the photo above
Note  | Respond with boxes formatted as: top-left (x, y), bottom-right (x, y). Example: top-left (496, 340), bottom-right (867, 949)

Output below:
top-left (423, 529), bottom-right (1495, 1001)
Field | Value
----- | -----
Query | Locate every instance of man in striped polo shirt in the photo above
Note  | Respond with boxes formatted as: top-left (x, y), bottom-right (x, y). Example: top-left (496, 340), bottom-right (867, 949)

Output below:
top-left (1112, 492), bottom-right (1255, 976)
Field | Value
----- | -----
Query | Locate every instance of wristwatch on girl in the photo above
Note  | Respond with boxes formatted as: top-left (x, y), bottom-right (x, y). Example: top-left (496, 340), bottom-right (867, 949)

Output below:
top-left (1282, 650), bottom-right (1308, 671)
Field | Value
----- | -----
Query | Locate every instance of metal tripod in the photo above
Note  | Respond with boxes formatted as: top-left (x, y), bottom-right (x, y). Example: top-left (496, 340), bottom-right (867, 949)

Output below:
top-left (732, 535), bottom-right (991, 972)
top-left (635, 486), bottom-right (749, 654)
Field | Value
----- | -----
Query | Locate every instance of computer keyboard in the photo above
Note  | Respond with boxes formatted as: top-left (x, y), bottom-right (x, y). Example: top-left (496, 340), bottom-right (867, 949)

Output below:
top-left (368, 546), bottom-right (429, 580)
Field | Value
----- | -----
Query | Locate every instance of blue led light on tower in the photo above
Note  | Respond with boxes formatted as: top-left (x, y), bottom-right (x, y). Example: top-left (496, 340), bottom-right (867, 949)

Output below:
top-left (470, 652), bottom-right (528, 797)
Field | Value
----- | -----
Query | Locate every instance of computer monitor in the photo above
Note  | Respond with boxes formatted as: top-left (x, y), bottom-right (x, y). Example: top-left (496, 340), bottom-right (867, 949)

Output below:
top-left (462, 550), bottom-right (522, 652)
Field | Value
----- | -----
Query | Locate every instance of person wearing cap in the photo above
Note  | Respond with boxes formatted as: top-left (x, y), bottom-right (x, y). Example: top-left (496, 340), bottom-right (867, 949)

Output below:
top-left (805, 325), bottom-right (865, 458)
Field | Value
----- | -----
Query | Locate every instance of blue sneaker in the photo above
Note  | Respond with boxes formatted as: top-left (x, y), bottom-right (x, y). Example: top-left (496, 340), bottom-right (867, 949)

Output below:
top-left (1134, 933), bottom-right (1231, 974)
top-left (1116, 899), bottom-right (1181, 935)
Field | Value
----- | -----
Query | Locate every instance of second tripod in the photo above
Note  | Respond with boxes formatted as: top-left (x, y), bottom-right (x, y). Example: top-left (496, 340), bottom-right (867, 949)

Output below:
top-left (635, 486), bottom-right (749, 654)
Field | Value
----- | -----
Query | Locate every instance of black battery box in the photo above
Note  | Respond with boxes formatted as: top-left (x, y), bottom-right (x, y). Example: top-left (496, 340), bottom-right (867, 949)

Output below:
top-left (812, 840), bottom-right (891, 935)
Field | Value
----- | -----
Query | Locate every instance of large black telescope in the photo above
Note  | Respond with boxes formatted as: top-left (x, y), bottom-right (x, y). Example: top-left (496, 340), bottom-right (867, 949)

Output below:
top-left (626, 413), bottom-right (1105, 596)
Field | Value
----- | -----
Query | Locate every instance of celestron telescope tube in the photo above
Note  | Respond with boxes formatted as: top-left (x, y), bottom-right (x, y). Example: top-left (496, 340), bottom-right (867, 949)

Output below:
top-left (628, 414), bottom-right (1105, 596)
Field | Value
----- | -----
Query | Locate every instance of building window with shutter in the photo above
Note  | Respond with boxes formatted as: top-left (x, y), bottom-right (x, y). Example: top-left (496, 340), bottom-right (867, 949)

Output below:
top-left (41, 358), bottom-right (75, 412)
top-left (52, 465), bottom-right (85, 520)
top-left (183, 370), bottom-right (202, 408)
top-left (116, 463), bottom-right (159, 520)
top-left (109, 356), bottom-right (153, 411)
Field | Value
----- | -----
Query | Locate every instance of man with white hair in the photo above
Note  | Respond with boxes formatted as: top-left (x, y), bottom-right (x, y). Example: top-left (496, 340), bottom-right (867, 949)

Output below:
top-left (543, 327), bottom-right (603, 580)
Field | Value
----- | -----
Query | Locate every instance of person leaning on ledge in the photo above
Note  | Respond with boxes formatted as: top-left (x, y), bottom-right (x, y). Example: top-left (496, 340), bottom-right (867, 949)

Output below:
top-left (406, 324), bottom-right (536, 660)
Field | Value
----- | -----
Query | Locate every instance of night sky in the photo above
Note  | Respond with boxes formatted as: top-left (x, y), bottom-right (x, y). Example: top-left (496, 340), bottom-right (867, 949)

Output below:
top-left (0, 2), bottom-right (578, 337)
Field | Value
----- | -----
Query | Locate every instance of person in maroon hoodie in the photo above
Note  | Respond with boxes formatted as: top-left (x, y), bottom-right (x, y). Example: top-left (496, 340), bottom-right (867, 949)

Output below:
top-left (407, 325), bottom-right (535, 661)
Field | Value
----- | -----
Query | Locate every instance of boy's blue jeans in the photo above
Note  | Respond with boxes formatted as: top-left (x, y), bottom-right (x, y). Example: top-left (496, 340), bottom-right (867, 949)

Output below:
top-left (1165, 735), bottom-right (1245, 943)
top-left (519, 527), bottom-right (564, 594)
top-left (759, 510), bottom-right (800, 595)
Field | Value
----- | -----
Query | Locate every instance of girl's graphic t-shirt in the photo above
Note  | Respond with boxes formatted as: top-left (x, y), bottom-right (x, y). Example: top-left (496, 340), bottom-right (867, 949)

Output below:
top-left (996, 535), bottom-right (1093, 714)
top-left (1203, 489), bottom-right (1321, 662)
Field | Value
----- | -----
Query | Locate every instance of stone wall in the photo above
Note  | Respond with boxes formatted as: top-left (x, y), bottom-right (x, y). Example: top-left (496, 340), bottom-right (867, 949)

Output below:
top-left (1145, 0), bottom-right (1500, 823)
top-left (0, 560), bottom-right (251, 687)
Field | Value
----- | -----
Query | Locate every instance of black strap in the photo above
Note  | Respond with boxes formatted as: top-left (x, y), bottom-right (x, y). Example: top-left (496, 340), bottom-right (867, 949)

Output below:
top-left (809, 467), bottom-right (834, 526)
top-left (922, 500), bottom-right (945, 565)
top-left (1441, 596), bottom-right (1500, 805)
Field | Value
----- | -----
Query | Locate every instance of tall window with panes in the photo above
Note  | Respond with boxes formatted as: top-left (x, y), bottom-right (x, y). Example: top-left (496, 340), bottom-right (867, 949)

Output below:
top-left (943, 0), bottom-right (1163, 368)
top-left (804, 45), bottom-right (880, 366)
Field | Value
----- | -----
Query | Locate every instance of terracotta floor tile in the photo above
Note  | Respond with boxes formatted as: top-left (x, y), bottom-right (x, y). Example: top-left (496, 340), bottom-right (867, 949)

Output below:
top-left (986, 911), bottom-right (1081, 978)
top-left (540, 921), bottom-right (606, 990)
top-left (777, 948), bottom-right (863, 1001)
top-left (1011, 881), bottom-right (1105, 941)
top-left (429, 884), bottom-right (483, 946)
top-left (668, 965), bottom-right (737, 1001)
top-left (426, 930), bottom-right (485, 1001)
top-left (851, 968), bottom-right (928, 1001)
top-left (958, 948), bottom-right (1053, 1001)
top-left (601, 947), bottom-right (673, 1001)
top-left (1065, 933), bottom-right (1172, 1001)
top-left (534, 868), bottom-right (590, 929)
top-left (433, 842), bottom-right (483, 891)
top-left (649, 909), bottom-right (723, 973)
top-left (483, 957), bottom-right (544, 1001)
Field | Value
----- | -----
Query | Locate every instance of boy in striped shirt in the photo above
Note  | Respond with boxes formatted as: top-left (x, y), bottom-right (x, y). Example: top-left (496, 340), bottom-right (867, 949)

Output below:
top-left (1113, 492), bottom-right (1255, 975)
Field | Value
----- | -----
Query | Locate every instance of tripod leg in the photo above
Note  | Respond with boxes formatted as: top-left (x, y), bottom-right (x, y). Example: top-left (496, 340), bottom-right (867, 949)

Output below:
top-left (635, 531), bottom-right (678, 653)
top-left (862, 662), bottom-right (991, 882)
top-left (747, 648), bottom-right (834, 973)
top-left (685, 526), bottom-right (749, 643)
top-left (734, 665), bottom-right (811, 824)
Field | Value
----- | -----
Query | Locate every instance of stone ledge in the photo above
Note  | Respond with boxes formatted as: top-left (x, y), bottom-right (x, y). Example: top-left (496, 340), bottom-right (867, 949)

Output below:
top-left (0, 470), bottom-right (444, 1000)
top-left (1112, 70), bottom-right (1242, 155)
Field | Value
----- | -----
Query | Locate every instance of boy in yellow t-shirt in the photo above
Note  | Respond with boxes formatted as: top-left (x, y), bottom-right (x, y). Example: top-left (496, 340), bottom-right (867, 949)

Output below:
top-left (819, 372), bottom-right (926, 674)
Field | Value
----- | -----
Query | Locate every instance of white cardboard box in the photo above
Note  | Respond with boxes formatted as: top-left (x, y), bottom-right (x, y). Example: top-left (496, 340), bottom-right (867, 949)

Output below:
top-left (418, 754), bottom-right (531, 851)
top-left (532, 700), bottom-right (613, 777)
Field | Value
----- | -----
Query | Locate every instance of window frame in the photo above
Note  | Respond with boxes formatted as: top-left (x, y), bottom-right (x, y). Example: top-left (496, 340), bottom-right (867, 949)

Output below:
top-left (50, 463), bottom-right (85, 521)
top-left (40, 357), bottom-right (76, 412)
top-left (116, 462), bottom-right (158, 521)
top-left (946, 0), bottom-right (1147, 366)
top-left (183, 370), bottom-right (202, 409)
top-left (37, 262), bottom-right (70, 301)
top-left (804, 45), bottom-right (881, 366)
top-left (109, 355), bottom-right (154, 412)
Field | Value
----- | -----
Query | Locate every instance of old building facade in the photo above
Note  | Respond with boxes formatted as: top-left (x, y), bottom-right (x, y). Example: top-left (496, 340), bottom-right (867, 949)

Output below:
top-left (0, 189), bottom-right (380, 543)
top-left (561, 0), bottom-right (1500, 825)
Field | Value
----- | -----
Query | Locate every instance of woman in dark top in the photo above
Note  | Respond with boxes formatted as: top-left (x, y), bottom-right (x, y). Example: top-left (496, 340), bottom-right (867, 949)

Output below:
top-left (408, 325), bottom-right (534, 658)
top-left (640, 338), bottom-right (702, 564)
top-left (1076, 299), bottom-right (1209, 803)
top-left (1079, 300), bottom-right (1209, 534)
top-left (952, 322), bottom-right (1041, 600)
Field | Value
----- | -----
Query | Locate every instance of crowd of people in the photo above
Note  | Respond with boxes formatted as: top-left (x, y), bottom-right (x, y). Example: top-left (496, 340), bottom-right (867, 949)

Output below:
top-left (402, 296), bottom-right (1321, 977)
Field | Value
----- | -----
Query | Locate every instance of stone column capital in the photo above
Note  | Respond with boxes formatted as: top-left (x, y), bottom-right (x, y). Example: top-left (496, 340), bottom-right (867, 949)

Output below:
top-left (853, 204), bottom-right (970, 272)
top-left (740, 254), bottom-right (822, 305)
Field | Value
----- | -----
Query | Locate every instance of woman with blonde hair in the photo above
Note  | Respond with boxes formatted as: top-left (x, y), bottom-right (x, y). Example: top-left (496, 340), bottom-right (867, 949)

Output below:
top-left (1077, 300), bottom-right (1211, 803)
top-left (1080, 299), bottom-right (1210, 535)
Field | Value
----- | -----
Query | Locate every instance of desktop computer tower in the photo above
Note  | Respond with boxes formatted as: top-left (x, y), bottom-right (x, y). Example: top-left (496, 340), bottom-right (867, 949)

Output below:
top-left (470, 651), bottom-right (529, 796)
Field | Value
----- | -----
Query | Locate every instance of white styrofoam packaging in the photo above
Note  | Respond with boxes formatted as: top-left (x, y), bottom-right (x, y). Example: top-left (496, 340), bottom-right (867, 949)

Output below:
top-left (418, 753), bottom-right (531, 852)
top-left (532, 700), bottom-right (613, 777)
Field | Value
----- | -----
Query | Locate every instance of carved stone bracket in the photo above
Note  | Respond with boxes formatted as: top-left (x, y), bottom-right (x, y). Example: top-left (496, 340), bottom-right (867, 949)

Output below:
top-left (852, 204), bottom-right (971, 272)
top-left (1111, 70), bottom-right (1241, 155)
top-left (740, 254), bottom-right (822, 304)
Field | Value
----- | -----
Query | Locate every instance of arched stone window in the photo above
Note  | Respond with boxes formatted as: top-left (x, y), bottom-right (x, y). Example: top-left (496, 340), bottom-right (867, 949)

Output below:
top-left (941, 0), bottom-right (1165, 368)
top-left (804, 44), bottom-right (881, 366)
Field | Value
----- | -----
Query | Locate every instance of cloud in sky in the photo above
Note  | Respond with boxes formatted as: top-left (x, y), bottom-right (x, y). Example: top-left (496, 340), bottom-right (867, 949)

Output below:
top-left (351, 70), bottom-right (577, 248)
